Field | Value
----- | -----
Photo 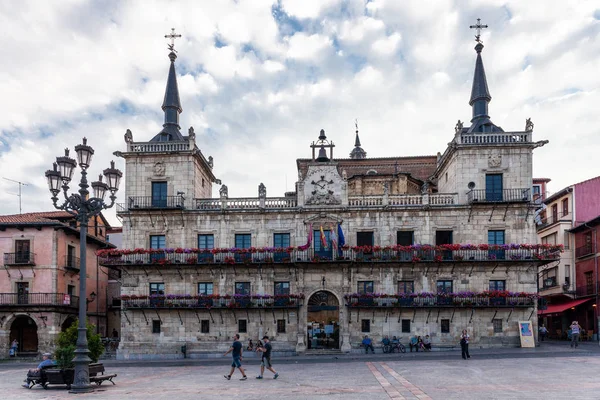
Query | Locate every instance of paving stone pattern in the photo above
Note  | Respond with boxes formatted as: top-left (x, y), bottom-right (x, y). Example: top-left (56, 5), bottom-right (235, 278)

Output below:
top-left (2, 353), bottom-right (600, 399)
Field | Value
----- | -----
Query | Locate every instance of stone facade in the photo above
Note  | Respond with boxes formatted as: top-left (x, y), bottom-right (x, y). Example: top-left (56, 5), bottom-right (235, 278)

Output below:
top-left (106, 38), bottom-right (558, 360)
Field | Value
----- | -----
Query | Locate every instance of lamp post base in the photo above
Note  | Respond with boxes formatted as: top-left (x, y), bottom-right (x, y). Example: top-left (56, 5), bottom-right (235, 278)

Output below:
top-left (69, 342), bottom-right (93, 394)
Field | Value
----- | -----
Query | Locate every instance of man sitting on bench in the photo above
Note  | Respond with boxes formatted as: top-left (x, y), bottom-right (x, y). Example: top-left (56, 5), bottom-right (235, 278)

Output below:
top-left (23, 353), bottom-right (55, 388)
top-left (362, 335), bottom-right (375, 354)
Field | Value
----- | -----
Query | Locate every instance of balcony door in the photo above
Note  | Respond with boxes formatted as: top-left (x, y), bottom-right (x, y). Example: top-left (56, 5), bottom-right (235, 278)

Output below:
top-left (485, 174), bottom-right (503, 201)
top-left (151, 181), bottom-right (168, 207)
top-left (16, 282), bottom-right (29, 305)
top-left (15, 240), bottom-right (30, 264)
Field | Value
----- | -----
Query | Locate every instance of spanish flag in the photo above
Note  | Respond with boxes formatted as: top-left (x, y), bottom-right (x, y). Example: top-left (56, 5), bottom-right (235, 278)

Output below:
top-left (320, 225), bottom-right (328, 249)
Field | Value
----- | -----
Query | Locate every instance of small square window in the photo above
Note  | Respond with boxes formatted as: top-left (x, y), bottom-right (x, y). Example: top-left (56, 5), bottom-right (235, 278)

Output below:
top-left (277, 319), bottom-right (286, 333)
top-left (493, 319), bottom-right (503, 333)
top-left (152, 320), bottom-right (161, 334)
top-left (201, 320), bottom-right (210, 333)
top-left (361, 319), bottom-right (371, 333)
top-left (441, 319), bottom-right (450, 333)
top-left (238, 319), bottom-right (247, 333)
top-left (401, 319), bottom-right (411, 333)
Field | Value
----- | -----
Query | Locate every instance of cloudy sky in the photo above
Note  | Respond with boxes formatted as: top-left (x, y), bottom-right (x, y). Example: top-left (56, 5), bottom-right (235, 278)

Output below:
top-left (1, 0), bottom-right (599, 225)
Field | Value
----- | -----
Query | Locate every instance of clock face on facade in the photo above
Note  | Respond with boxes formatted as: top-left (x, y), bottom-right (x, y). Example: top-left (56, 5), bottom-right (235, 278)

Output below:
top-left (312, 175), bottom-right (333, 196)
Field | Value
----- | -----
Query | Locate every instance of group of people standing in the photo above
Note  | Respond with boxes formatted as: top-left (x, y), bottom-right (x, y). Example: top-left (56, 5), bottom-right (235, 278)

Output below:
top-left (223, 334), bottom-right (279, 381)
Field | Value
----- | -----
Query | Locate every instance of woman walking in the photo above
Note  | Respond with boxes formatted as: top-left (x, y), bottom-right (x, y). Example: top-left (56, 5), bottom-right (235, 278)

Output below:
top-left (460, 329), bottom-right (470, 360)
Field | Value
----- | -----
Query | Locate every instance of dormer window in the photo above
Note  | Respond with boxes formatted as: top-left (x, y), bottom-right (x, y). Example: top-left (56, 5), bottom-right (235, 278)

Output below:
top-left (366, 169), bottom-right (377, 175)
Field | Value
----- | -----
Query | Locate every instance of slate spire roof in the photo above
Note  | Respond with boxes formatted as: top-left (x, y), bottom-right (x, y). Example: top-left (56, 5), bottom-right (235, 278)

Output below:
top-left (349, 125), bottom-right (367, 159)
top-left (469, 43), bottom-right (491, 108)
top-left (466, 42), bottom-right (503, 133)
top-left (150, 51), bottom-right (185, 142)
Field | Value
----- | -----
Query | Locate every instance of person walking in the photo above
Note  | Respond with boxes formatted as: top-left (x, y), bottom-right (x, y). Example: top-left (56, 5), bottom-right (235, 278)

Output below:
top-left (570, 321), bottom-right (581, 348)
top-left (255, 335), bottom-right (279, 380)
top-left (460, 329), bottom-right (470, 360)
top-left (538, 324), bottom-right (548, 342)
top-left (223, 334), bottom-right (248, 381)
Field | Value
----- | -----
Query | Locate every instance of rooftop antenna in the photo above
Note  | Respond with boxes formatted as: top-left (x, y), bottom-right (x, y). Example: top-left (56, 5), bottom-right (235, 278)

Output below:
top-left (3, 177), bottom-right (29, 214)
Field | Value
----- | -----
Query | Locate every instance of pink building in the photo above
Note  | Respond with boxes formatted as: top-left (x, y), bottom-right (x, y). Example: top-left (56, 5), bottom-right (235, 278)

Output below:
top-left (0, 211), bottom-right (113, 357)
top-left (537, 176), bottom-right (600, 339)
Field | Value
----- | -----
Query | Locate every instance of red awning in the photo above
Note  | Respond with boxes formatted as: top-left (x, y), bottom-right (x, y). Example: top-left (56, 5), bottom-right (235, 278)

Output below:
top-left (538, 298), bottom-right (592, 315)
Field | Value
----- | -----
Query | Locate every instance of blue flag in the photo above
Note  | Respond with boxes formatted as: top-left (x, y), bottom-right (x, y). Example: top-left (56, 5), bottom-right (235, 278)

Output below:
top-left (337, 223), bottom-right (345, 256)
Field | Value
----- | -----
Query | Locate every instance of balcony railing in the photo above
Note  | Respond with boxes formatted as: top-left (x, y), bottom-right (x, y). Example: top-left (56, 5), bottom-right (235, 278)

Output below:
top-left (0, 293), bottom-right (79, 308)
top-left (537, 211), bottom-right (571, 230)
top-left (575, 284), bottom-right (597, 297)
top-left (576, 244), bottom-right (595, 258)
top-left (345, 295), bottom-right (535, 308)
top-left (467, 188), bottom-right (531, 204)
top-left (99, 247), bottom-right (560, 267)
top-left (122, 196), bottom-right (185, 210)
top-left (459, 131), bottom-right (532, 145)
top-left (64, 255), bottom-right (80, 272)
top-left (3, 252), bottom-right (35, 266)
top-left (121, 295), bottom-right (303, 310)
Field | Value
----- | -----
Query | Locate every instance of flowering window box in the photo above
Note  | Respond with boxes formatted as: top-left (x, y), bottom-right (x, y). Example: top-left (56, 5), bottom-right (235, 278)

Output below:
top-left (437, 296), bottom-right (453, 306)
top-left (490, 297), bottom-right (506, 306)
top-left (358, 297), bottom-right (374, 306)
top-left (398, 298), bottom-right (414, 307)
top-left (198, 298), bottom-right (213, 307)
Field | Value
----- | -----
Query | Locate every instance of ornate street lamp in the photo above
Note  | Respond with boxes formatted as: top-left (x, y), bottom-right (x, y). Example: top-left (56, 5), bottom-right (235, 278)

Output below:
top-left (45, 137), bottom-right (122, 393)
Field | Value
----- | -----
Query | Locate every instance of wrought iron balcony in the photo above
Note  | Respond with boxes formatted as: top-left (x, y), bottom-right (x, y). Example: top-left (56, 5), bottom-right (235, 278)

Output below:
top-left (121, 195), bottom-right (184, 211)
top-left (99, 246), bottom-right (560, 267)
top-left (467, 188), bottom-right (531, 204)
top-left (3, 252), bottom-right (35, 266)
top-left (575, 284), bottom-right (597, 297)
top-left (0, 293), bottom-right (79, 308)
top-left (120, 295), bottom-right (303, 310)
top-left (344, 295), bottom-right (535, 309)
top-left (64, 255), bottom-right (80, 272)
top-left (576, 244), bottom-right (595, 258)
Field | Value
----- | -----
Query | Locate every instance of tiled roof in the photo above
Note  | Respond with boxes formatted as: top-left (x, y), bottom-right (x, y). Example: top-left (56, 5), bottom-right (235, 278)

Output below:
top-left (0, 211), bottom-right (73, 225)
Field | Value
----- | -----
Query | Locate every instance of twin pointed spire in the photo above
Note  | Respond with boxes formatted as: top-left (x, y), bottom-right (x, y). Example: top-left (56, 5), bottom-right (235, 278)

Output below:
top-left (151, 28), bottom-right (185, 142)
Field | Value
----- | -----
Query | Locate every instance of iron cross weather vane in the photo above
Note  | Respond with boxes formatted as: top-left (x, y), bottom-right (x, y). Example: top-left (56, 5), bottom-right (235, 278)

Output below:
top-left (165, 28), bottom-right (182, 51)
top-left (469, 18), bottom-right (488, 43)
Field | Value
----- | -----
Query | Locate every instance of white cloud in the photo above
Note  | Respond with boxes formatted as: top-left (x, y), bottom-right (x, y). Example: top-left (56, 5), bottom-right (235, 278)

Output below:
top-left (286, 33), bottom-right (332, 60)
top-left (280, 0), bottom-right (339, 19)
top-left (0, 0), bottom-right (599, 223)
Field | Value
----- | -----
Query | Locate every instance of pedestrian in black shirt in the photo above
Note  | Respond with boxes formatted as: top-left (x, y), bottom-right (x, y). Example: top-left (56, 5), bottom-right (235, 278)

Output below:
top-left (223, 333), bottom-right (248, 380)
top-left (255, 335), bottom-right (279, 379)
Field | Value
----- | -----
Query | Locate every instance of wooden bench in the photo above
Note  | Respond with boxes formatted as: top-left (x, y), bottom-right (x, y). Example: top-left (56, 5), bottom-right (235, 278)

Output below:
top-left (89, 363), bottom-right (117, 386)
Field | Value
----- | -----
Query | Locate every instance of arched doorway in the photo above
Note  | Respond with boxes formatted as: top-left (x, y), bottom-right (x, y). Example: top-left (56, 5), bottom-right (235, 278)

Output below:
top-left (61, 316), bottom-right (77, 332)
top-left (10, 315), bottom-right (38, 355)
top-left (307, 291), bottom-right (339, 350)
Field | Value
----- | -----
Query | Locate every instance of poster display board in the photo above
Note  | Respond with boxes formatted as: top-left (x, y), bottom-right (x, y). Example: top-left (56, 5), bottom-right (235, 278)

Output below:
top-left (518, 321), bottom-right (535, 348)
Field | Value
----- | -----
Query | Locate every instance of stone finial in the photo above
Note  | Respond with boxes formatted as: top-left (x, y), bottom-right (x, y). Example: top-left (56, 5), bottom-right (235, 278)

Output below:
top-left (219, 184), bottom-right (228, 198)
top-left (525, 118), bottom-right (534, 132)
top-left (258, 183), bottom-right (266, 198)
top-left (124, 129), bottom-right (133, 143)
top-left (188, 126), bottom-right (196, 140)
top-left (208, 156), bottom-right (213, 168)
top-left (383, 182), bottom-right (389, 196)
top-left (421, 181), bottom-right (429, 195)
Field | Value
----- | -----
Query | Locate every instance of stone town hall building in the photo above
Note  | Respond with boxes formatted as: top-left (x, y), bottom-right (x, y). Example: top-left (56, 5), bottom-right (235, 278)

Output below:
top-left (103, 31), bottom-right (560, 359)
